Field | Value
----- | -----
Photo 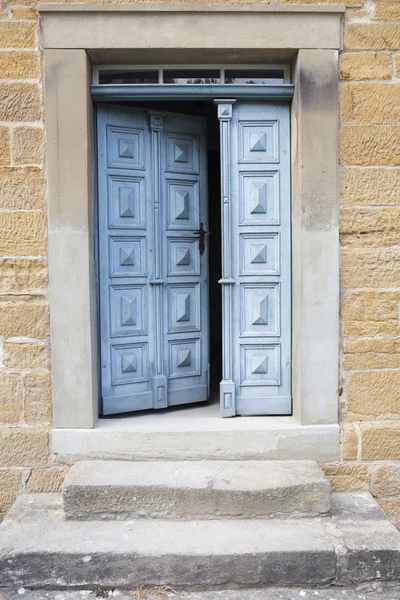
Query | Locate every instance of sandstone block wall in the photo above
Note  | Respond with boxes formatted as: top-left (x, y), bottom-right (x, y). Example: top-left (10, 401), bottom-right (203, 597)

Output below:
top-left (0, 0), bottom-right (399, 516)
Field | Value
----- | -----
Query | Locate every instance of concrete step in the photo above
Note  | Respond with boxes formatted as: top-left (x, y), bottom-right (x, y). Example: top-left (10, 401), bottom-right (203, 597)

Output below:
top-left (62, 460), bottom-right (331, 520)
top-left (1, 493), bottom-right (400, 588)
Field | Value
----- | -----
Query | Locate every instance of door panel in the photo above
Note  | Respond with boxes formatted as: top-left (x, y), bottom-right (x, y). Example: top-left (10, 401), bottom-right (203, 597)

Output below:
top-left (218, 100), bottom-right (291, 417)
top-left (97, 104), bottom-right (209, 415)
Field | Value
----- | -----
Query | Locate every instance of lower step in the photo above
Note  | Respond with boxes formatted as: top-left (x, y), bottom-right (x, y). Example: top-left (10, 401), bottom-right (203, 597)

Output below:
top-left (1, 493), bottom-right (400, 587)
top-left (62, 459), bottom-right (331, 520)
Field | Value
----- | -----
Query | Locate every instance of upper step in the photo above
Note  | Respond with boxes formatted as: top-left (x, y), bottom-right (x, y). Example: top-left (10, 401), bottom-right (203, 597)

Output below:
top-left (62, 459), bottom-right (331, 520)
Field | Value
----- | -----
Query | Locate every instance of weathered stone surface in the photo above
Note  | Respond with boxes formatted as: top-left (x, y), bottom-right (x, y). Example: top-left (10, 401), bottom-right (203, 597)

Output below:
top-left (344, 349), bottom-right (400, 370)
top-left (3, 342), bottom-right (48, 369)
top-left (0, 302), bottom-right (48, 339)
top-left (340, 126), bottom-right (400, 166)
top-left (0, 169), bottom-right (43, 211)
top-left (341, 423), bottom-right (358, 461)
top-left (345, 24), bottom-right (400, 50)
top-left (0, 469), bottom-right (20, 515)
top-left (277, 0), bottom-right (363, 5)
top-left (63, 460), bottom-right (331, 520)
top-left (341, 207), bottom-right (400, 247)
top-left (0, 212), bottom-right (46, 256)
top-left (375, 0), bottom-right (400, 19)
top-left (341, 83), bottom-right (400, 124)
top-left (10, 7), bottom-right (38, 18)
top-left (395, 54), bottom-right (400, 78)
top-left (0, 52), bottom-right (39, 79)
top-left (0, 127), bottom-right (10, 166)
top-left (0, 84), bottom-right (42, 122)
top-left (340, 52), bottom-right (391, 80)
top-left (0, 259), bottom-right (46, 294)
top-left (322, 464), bottom-right (370, 491)
top-left (26, 467), bottom-right (68, 493)
top-left (0, 22), bottom-right (36, 48)
top-left (12, 127), bottom-right (43, 166)
top-left (348, 371), bottom-right (400, 420)
top-left (380, 500), bottom-right (400, 515)
top-left (342, 290), bottom-right (400, 337)
top-left (0, 374), bottom-right (23, 425)
top-left (23, 372), bottom-right (51, 425)
top-left (0, 428), bottom-right (48, 467)
top-left (372, 465), bottom-right (400, 498)
top-left (341, 167), bottom-right (400, 206)
top-left (342, 247), bottom-right (400, 288)
top-left (361, 423), bottom-right (400, 460)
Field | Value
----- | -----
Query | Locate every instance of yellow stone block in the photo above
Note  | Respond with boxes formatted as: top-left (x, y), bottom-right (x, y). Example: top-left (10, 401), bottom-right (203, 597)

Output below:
top-left (12, 127), bottom-right (44, 166)
top-left (0, 427), bottom-right (48, 467)
top-left (0, 83), bottom-right (42, 122)
top-left (26, 467), bottom-right (68, 493)
top-left (395, 54), bottom-right (400, 78)
top-left (0, 212), bottom-right (46, 256)
top-left (379, 500), bottom-right (400, 515)
top-left (344, 352), bottom-right (400, 370)
top-left (0, 127), bottom-right (10, 166)
top-left (0, 469), bottom-right (21, 515)
top-left (0, 258), bottom-right (47, 293)
top-left (0, 52), bottom-right (39, 79)
top-left (342, 290), bottom-right (400, 337)
top-left (0, 373), bottom-right (23, 425)
top-left (0, 21), bottom-right (36, 48)
top-left (341, 83), bottom-right (400, 124)
top-left (371, 465), bottom-right (400, 498)
top-left (322, 464), bottom-right (370, 491)
top-left (0, 302), bottom-right (49, 338)
top-left (340, 53), bottom-right (391, 81)
top-left (341, 248), bottom-right (400, 288)
top-left (277, 0), bottom-right (363, 5)
top-left (24, 371), bottom-right (52, 425)
top-left (3, 342), bottom-right (48, 369)
top-left (345, 24), bottom-right (400, 50)
top-left (341, 207), bottom-right (400, 247)
top-left (341, 423), bottom-right (358, 460)
top-left (361, 422), bottom-right (400, 460)
top-left (347, 370), bottom-right (400, 420)
top-left (341, 168), bottom-right (400, 206)
top-left (375, 0), bottom-right (400, 19)
top-left (10, 7), bottom-right (38, 19)
top-left (0, 168), bottom-right (43, 211)
top-left (341, 126), bottom-right (400, 166)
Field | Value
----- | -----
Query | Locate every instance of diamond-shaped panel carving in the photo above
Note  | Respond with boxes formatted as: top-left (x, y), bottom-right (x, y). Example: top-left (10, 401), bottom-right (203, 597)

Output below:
top-left (111, 342), bottom-right (149, 386)
top-left (167, 238), bottom-right (200, 276)
top-left (169, 339), bottom-right (201, 379)
top-left (110, 284), bottom-right (147, 337)
top-left (109, 237), bottom-right (146, 278)
top-left (107, 125), bottom-right (144, 170)
top-left (176, 247), bottom-right (191, 266)
top-left (239, 233), bottom-right (280, 276)
top-left (167, 180), bottom-right (199, 230)
top-left (239, 172), bottom-right (279, 225)
top-left (168, 283), bottom-right (200, 333)
top-left (108, 175), bottom-right (145, 229)
top-left (239, 121), bottom-right (279, 163)
top-left (240, 344), bottom-right (280, 386)
top-left (241, 284), bottom-right (280, 337)
top-left (166, 134), bottom-right (199, 174)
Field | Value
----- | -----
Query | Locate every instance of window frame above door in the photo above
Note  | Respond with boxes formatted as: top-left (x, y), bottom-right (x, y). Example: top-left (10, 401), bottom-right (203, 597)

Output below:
top-left (41, 4), bottom-right (343, 453)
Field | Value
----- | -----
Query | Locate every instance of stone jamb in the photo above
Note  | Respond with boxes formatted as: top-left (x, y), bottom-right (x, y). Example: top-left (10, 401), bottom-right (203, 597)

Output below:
top-left (41, 5), bottom-right (343, 439)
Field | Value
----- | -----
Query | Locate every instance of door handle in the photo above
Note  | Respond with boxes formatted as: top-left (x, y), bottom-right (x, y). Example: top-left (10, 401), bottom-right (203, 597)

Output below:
top-left (194, 222), bottom-right (206, 257)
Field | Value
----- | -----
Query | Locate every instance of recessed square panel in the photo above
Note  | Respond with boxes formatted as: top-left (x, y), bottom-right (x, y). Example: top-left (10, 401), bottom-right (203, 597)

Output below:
top-left (168, 283), bottom-right (200, 333)
top-left (166, 179), bottom-right (200, 230)
top-left (107, 125), bottom-right (145, 170)
top-left (240, 344), bottom-right (281, 386)
top-left (109, 284), bottom-right (147, 337)
top-left (168, 338), bottom-right (201, 379)
top-left (240, 233), bottom-right (280, 276)
top-left (111, 342), bottom-right (149, 386)
top-left (239, 120), bottom-right (279, 163)
top-left (108, 175), bottom-right (146, 229)
top-left (109, 236), bottom-right (147, 278)
top-left (239, 171), bottom-right (280, 225)
top-left (241, 283), bottom-right (280, 337)
top-left (167, 237), bottom-right (200, 276)
top-left (166, 133), bottom-right (199, 174)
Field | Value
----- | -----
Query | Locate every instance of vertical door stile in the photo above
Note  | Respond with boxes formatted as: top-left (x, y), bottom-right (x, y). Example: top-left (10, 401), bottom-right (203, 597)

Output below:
top-left (149, 114), bottom-right (168, 408)
top-left (215, 99), bottom-right (236, 417)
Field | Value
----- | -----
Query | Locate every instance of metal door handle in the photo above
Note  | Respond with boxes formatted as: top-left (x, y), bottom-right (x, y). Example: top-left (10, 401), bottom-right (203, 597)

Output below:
top-left (194, 222), bottom-right (206, 256)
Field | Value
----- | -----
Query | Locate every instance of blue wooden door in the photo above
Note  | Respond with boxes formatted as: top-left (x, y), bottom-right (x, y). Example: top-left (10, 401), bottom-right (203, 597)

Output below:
top-left (217, 100), bottom-right (291, 416)
top-left (97, 105), bottom-right (209, 414)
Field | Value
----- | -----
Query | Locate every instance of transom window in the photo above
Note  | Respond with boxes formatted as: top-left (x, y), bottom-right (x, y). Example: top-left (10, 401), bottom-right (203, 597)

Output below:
top-left (94, 65), bottom-right (289, 85)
